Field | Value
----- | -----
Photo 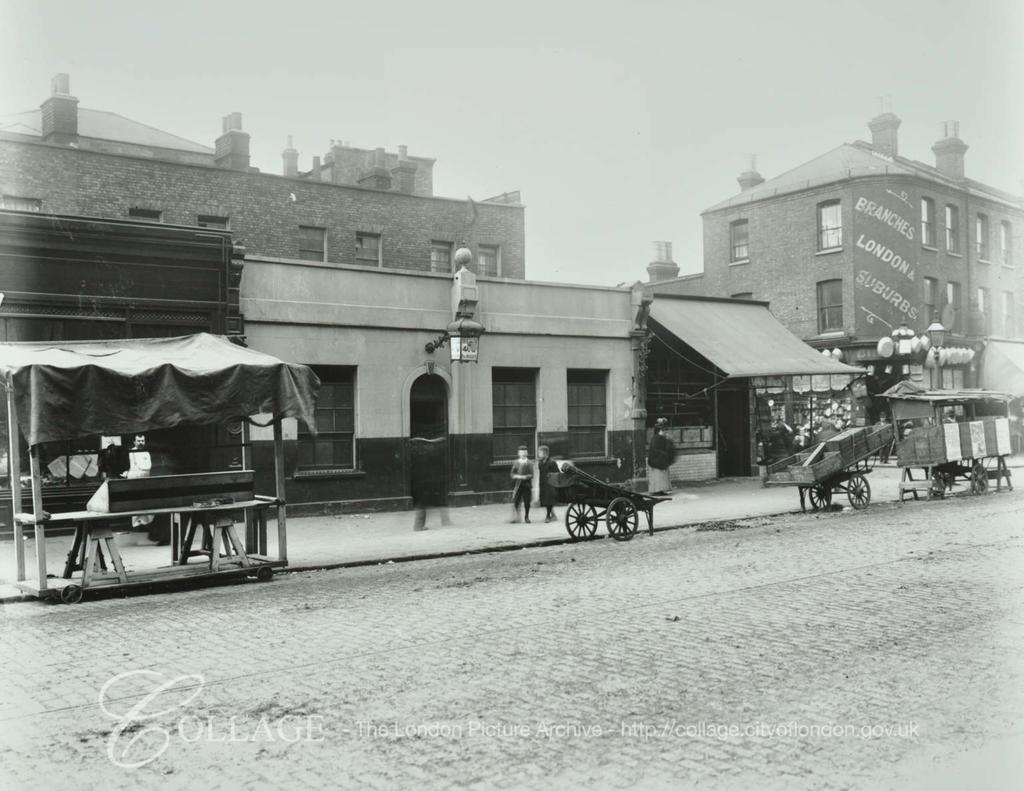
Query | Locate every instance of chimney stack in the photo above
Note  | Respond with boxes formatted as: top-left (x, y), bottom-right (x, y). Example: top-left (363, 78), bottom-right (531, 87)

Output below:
top-left (214, 112), bottom-right (251, 171)
top-left (647, 241), bottom-right (680, 282)
top-left (40, 73), bottom-right (79, 144)
top-left (932, 121), bottom-right (968, 180)
top-left (736, 154), bottom-right (764, 192)
top-left (868, 97), bottom-right (900, 157)
top-left (282, 135), bottom-right (299, 178)
top-left (390, 144), bottom-right (418, 194)
top-left (358, 147), bottom-right (392, 190)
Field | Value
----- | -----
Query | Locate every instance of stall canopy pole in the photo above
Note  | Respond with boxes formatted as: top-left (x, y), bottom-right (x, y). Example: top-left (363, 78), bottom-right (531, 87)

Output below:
top-left (273, 418), bottom-right (287, 563)
top-left (28, 446), bottom-right (46, 591)
top-left (7, 388), bottom-right (24, 582)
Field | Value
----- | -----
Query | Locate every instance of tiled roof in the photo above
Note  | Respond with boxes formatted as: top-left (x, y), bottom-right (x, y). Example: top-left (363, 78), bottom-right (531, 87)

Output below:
top-left (0, 108), bottom-right (213, 154)
top-left (704, 141), bottom-right (1020, 213)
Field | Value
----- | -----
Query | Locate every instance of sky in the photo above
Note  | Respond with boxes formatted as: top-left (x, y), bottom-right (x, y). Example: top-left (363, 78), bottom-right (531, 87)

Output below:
top-left (2, 0), bottom-right (1022, 286)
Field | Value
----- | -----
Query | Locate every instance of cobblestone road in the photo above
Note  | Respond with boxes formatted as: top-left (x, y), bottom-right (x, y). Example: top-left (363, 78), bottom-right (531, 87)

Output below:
top-left (1, 491), bottom-right (1023, 790)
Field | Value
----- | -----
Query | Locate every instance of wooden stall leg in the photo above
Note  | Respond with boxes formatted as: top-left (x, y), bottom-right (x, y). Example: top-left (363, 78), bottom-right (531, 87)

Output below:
top-left (273, 420), bottom-right (288, 564)
top-left (98, 529), bottom-right (128, 584)
top-left (29, 447), bottom-right (47, 591)
top-left (7, 390), bottom-right (25, 582)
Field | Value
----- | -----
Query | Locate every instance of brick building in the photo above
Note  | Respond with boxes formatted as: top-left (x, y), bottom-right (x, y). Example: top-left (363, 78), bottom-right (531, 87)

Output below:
top-left (0, 76), bottom-right (651, 514)
top-left (655, 112), bottom-right (1024, 398)
top-left (0, 74), bottom-right (525, 280)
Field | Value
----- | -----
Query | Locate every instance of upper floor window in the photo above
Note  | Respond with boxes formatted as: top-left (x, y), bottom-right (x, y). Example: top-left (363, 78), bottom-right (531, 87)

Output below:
top-left (816, 279), bottom-right (843, 332)
top-left (922, 276), bottom-right (939, 323)
top-left (729, 219), bottom-right (749, 261)
top-left (128, 207), bottom-right (162, 223)
top-left (1001, 221), bottom-right (1013, 266)
top-left (297, 366), bottom-right (355, 471)
top-left (1, 195), bottom-right (42, 212)
top-left (944, 205), bottom-right (959, 254)
top-left (298, 225), bottom-right (326, 262)
top-left (355, 232), bottom-right (381, 266)
top-left (567, 370), bottom-right (607, 458)
top-left (817, 201), bottom-right (842, 251)
top-left (430, 241), bottom-right (453, 273)
top-left (945, 281), bottom-right (962, 333)
top-left (197, 214), bottom-right (229, 230)
top-left (478, 244), bottom-right (500, 277)
top-left (1004, 291), bottom-right (1017, 337)
top-left (976, 287), bottom-right (992, 335)
top-left (492, 368), bottom-right (536, 460)
top-left (921, 197), bottom-right (935, 247)
top-left (976, 214), bottom-right (990, 261)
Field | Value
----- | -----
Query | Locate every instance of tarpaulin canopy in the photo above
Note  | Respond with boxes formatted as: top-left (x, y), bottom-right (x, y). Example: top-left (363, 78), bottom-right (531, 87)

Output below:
top-left (979, 340), bottom-right (1024, 397)
top-left (649, 297), bottom-right (865, 378)
top-left (0, 333), bottom-right (320, 446)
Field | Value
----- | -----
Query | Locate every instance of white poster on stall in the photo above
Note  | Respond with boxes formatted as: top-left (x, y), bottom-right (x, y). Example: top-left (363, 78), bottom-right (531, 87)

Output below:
top-left (969, 421), bottom-right (987, 458)
top-left (995, 418), bottom-right (1012, 456)
top-left (943, 424), bottom-right (962, 462)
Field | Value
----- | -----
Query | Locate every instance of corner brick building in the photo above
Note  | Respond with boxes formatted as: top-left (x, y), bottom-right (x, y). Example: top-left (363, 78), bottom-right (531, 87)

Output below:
top-left (655, 111), bottom-right (1024, 394)
top-left (0, 74), bottom-right (525, 280)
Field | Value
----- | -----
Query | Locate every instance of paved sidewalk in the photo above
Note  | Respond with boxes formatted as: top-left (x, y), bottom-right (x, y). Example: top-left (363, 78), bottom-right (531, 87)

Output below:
top-left (1, 460), bottom-right (1017, 603)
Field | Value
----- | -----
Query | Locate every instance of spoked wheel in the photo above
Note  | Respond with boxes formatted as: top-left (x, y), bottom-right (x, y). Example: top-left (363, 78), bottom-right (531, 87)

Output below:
top-left (60, 584), bottom-right (83, 605)
top-left (807, 485), bottom-right (832, 511)
top-left (606, 497), bottom-right (639, 541)
top-left (846, 474), bottom-right (871, 510)
top-left (564, 503), bottom-right (599, 541)
top-left (971, 462), bottom-right (989, 495)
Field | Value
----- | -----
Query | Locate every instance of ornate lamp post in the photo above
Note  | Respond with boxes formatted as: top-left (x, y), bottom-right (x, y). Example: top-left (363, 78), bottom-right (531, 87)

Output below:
top-left (926, 321), bottom-right (947, 389)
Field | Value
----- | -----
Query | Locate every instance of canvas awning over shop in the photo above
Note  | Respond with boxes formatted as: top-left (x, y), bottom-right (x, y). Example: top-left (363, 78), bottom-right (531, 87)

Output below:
top-left (979, 340), bottom-right (1024, 397)
top-left (649, 297), bottom-right (865, 379)
top-left (0, 333), bottom-right (320, 446)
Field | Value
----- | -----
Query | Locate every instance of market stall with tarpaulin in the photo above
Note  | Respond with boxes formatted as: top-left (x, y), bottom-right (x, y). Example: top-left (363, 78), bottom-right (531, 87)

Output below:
top-left (645, 296), bottom-right (865, 477)
top-left (0, 333), bottom-right (319, 602)
top-left (882, 381), bottom-right (1014, 499)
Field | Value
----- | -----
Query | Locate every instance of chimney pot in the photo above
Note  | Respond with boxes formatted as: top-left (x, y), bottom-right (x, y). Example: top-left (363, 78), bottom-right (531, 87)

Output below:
top-left (932, 120), bottom-right (968, 180)
top-left (647, 241), bottom-right (680, 282)
top-left (737, 155), bottom-right (765, 191)
top-left (282, 136), bottom-right (299, 178)
top-left (40, 73), bottom-right (78, 143)
top-left (215, 113), bottom-right (250, 171)
top-left (868, 111), bottom-right (901, 157)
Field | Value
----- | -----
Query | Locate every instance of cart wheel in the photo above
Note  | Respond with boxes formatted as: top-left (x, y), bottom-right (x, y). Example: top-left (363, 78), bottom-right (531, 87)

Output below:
top-left (60, 584), bottom-right (83, 605)
top-left (970, 462), bottom-right (988, 495)
top-left (606, 498), bottom-right (639, 541)
top-left (564, 503), bottom-right (599, 541)
top-left (255, 565), bottom-right (274, 582)
top-left (808, 485), bottom-right (832, 511)
top-left (847, 474), bottom-right (871, 510)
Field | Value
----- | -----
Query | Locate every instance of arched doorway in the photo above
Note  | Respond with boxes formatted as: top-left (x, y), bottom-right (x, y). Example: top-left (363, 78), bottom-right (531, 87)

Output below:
top-left (409, 374), bottom-right (448, 507)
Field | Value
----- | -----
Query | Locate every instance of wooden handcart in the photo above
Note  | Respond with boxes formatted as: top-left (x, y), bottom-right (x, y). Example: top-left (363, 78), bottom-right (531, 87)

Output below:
top-left (764, 423), bottom-right (893, 512)
top-left (550, 462), bottom-right (670, 541)
top-left (1, 334), bottom-right (319, 604)
top-left (883, 385), bottom-right (1014, 501)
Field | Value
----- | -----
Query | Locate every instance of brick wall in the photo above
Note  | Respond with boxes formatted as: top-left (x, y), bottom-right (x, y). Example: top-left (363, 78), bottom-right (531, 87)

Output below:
top-left (699, 174), bottom-right (1024, 342)
top-left (0, 139), bottom-right (526, 279)
top-left (670, 451), bottom-right (717, 482)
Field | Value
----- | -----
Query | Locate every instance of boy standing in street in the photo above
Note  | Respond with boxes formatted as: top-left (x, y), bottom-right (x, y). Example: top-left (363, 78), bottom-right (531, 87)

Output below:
top-left (510, 445), bottom-right (534, 523)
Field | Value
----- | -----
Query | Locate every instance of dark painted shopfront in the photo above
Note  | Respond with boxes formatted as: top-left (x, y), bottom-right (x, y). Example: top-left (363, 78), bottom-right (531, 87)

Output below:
top-left (0, 210), bottom-right (242, 536)
top-left (643, 295), bottom-right (864, 480)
